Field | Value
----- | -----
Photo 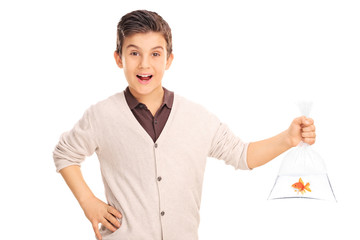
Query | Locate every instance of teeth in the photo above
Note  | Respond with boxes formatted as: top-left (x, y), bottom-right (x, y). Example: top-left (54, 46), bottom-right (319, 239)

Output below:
top-left (138, 74), bottom-right (152, 77)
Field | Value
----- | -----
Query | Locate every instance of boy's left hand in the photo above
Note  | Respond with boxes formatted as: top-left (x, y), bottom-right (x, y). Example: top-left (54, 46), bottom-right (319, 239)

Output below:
top-left (286, 116), bottom-right (316, 147)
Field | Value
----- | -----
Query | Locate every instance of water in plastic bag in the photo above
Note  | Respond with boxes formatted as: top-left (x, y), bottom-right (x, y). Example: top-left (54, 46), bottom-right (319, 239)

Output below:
top-left (268, 102), bottom-right (336, 201)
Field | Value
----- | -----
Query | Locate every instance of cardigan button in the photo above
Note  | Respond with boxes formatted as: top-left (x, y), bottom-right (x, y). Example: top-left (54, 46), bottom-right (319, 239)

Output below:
top-left (161, 211), bottom-right (165, 216)
top-left (154, 143), bottom-right (158, 148)
top-left (157, 176), bottom-right (162, 181)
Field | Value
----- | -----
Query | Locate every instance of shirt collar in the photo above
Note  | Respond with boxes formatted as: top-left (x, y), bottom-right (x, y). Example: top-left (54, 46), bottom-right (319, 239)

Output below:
top-left (124, 87), bottom-right (140, 110)
top-left (162, 87), bottom-right (174, 109)
top-left (124, 86), bottom-right (174, 110)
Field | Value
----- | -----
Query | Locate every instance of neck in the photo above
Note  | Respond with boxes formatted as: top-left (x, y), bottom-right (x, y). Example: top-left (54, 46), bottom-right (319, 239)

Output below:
top-left (130, 86), bottom-right (164, 116)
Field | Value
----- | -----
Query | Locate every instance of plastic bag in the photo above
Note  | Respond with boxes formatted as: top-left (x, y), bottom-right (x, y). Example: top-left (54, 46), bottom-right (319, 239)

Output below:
top-left (268, 102), bottom-right (336, 201)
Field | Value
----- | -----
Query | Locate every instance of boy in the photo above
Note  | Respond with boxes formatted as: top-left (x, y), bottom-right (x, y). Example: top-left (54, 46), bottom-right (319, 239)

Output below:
top-left (53, 10), bottom-right (316, 240)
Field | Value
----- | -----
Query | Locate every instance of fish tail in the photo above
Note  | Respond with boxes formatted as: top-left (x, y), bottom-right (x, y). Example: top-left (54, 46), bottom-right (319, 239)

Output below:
top-left (304, 183), bottom-right (311, 192)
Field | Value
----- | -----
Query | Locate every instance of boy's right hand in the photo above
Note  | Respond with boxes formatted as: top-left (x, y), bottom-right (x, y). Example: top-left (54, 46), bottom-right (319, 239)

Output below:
top-left (80, 196), bottom-right (122, 240)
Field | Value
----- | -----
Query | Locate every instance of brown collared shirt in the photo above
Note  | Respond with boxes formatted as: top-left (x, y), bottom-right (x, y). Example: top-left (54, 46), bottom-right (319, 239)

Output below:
top-left (124, 86), bottom-right (174, 142)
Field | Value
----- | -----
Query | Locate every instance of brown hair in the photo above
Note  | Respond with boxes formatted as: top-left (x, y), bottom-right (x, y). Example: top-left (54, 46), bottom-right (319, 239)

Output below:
top-left (116, 10), bottom-right (173, 59)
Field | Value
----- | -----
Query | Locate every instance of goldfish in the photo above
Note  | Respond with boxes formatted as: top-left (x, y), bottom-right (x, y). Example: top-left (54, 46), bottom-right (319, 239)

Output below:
top-left (292, 178), bottom-right (311, 195)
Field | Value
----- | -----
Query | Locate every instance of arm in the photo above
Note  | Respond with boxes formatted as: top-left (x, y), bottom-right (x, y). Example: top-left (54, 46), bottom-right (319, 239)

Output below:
top-left (246, 116), bottom-right (316, 169)
top-left (54, 108), bottom-right (121, 240)
top-left (60, 165), bottom-right (122, 240)
top-left (247, 130), bottom-right (292, 169)
top-left (59, 165), bottom-right (95, 206)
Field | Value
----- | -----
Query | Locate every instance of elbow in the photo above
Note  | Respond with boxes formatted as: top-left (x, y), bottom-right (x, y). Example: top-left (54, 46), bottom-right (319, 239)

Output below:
top-left (246, 157), bottom-right (256, 170)
top-left (246, 142), bottom-right (257, 170)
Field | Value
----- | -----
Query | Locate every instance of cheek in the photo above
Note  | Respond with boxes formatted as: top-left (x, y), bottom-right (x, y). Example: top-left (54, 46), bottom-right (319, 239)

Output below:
top-left (123, 56), bottom-right (139, 68)
top-left (154, 57), bottom-right (167, 68)
top-left (153, 67), bottom-right (166, 76)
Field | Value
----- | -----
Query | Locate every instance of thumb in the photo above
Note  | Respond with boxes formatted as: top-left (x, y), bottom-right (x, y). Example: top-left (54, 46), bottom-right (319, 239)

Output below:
top-left (293, 116), bottom-right (313, 127)
top-left (92, 222), bottom-right (102, 240)
top-left (292, 116), bottom-right (306, 126)
top-left (302, 117), bottom-right (314, 127)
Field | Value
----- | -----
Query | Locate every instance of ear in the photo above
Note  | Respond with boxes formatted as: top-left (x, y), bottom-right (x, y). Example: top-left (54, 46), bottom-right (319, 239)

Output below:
top-left (114, 51), bottom-right (123, 68)
top-left (165, 53), bottom-right (174, 70)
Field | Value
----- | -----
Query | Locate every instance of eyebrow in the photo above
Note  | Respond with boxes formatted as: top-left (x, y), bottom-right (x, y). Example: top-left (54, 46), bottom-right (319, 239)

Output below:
top-left (151, 46), bottom-right (164, 51)
top-left (126, 44), bottom-right (164, 51)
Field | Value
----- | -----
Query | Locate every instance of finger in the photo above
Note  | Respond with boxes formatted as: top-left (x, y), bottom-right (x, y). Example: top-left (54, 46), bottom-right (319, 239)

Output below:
top-left (105, 212), bottom-right (121, 228)
top-left (92, 222), bottom-right (102, 240)
top-left (302, 124), bottom-right (315, 132)
top-left (107, 205), bottom-right (122, 219)
top-left (101, 217), bottom-right (118, 232)
top-left (303, 137), bottom-right (316, 145)
top-left (302, 131), bottom-right (316, 138)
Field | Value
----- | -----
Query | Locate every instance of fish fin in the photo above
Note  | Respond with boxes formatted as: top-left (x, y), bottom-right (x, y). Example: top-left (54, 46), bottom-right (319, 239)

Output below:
top-left (299, 178), bottom-right (304, 185)
top-left (305, 183), bottom-right (311, 192)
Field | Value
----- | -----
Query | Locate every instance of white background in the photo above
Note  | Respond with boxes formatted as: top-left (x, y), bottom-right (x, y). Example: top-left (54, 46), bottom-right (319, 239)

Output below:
top-left (1, 0), bottom-right (359, 239)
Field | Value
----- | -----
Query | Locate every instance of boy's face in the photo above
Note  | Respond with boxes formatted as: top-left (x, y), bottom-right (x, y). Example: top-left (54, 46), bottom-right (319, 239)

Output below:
top-left (114, 31), bottom-right (174, 98)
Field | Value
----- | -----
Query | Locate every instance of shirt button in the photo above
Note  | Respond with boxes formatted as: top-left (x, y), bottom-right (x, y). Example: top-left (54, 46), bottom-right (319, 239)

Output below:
top-left (154, 120), bottom-right (158, 125)
top-left (161, 211), bottom-right (165, 216)
top-left (154, 143), bottom-right (158, 148)
top-left (157, 176), bottom-right (162, 181)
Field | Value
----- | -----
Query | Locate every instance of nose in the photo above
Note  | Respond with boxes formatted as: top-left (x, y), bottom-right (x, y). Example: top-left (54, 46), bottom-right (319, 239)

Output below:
top-left (139, 55), bottom-right (150, 69)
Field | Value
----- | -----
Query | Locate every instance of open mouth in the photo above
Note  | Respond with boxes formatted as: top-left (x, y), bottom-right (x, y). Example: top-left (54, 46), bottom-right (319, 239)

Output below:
top-left (136, 74), bottom-right (153, 81)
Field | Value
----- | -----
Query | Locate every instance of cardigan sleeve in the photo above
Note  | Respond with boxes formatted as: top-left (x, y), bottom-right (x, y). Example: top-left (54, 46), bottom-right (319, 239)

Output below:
top-left (208, 122), bottom-right (251, 170)
top-left (53, 107), bottom-right (98, 173)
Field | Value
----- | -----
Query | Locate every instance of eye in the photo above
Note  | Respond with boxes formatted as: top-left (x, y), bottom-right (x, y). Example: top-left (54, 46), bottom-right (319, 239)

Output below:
top-left (152, 52), bottom-right (160, 57)
top-left (130, 51), bottom-right (139, 56)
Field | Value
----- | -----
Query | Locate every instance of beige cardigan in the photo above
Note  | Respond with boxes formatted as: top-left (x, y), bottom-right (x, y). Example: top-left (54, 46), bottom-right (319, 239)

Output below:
top-left (53, 91), bottom-right (249, 240)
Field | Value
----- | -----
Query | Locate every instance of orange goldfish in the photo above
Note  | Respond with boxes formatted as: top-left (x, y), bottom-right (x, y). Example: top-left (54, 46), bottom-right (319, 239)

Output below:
top-left (292, 178), bottom-right (311, 195)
